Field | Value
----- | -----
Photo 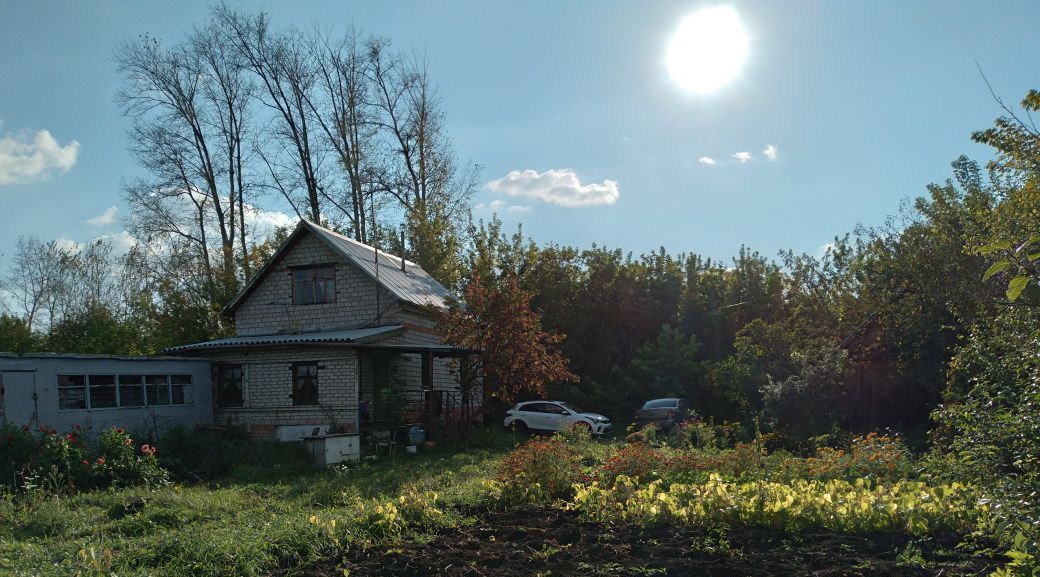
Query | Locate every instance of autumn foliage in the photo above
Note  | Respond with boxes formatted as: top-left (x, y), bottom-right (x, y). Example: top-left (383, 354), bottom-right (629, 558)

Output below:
top-left (437, 273), bottom-right (575, 403)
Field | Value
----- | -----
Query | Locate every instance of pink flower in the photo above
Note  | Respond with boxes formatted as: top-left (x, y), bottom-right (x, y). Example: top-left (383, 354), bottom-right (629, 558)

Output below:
top-left (124, 438), bottom-right (134, 446)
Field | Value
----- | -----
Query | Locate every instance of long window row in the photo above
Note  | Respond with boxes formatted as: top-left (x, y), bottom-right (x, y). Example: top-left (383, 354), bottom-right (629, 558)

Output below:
top-left (58, 374), bottom-right (192, 410)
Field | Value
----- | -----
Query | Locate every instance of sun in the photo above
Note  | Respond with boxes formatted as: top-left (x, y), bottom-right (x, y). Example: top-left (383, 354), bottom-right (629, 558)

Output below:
top-left (666, 5), bottom-right (750, 95)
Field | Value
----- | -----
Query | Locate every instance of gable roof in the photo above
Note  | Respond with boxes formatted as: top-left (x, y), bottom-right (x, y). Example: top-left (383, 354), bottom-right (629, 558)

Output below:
top-left (223, 220), bottom-right (457, 316)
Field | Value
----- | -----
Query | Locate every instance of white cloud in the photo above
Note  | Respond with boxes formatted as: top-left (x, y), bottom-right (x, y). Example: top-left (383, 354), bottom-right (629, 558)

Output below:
top-left (698, 156), bottom-right (717, 166)
top-left (474, 199), bottom-right (533, 215)
top-left (86, 206), bottom-right (118, 227)
top-left (817, 242), bottom-right (836, 257)
top-left (487, 168), bottom-right (620, 208)
top-left (763, 144), bottom-right (778, 161)
top-left (245, 205), bottom-right (295, 240)
top-left (732, 151), bottom-right (752, 163)
top-left (100, 231), bottom-right (139, 254)
top-left (54, 237), bottom-right (81, 254)
top-left (0, 128), bottom-right (79, 185)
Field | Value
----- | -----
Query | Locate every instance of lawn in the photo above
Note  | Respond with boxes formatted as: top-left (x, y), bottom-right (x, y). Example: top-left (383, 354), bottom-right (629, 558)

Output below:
top-left (0, 425), bottom-right (1017, 576)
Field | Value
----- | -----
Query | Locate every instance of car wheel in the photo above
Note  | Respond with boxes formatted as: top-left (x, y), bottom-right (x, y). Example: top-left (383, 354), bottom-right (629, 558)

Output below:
top-left (575, 421), bottom-right (592, 433)
top-left (512, 420), bottom-right (530, 434)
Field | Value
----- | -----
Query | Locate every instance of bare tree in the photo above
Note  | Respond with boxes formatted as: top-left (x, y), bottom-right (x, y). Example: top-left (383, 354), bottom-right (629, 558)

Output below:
top-left (2, 237), bottom-right (65, 332)
top-left (305, 28), bottom-right (379, 242)
top-left (115, 26), bottom-right (254, 302)
top-left (369, 43), bottom-right (478, 284)
top-left (215, 5), bottom-right (328, 224)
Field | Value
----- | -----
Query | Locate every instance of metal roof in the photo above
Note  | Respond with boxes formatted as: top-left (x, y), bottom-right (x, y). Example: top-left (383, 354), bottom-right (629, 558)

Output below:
top-left (0, 352), bottom-right (205, 362)
top-left (223, 221), bottom-right (457, 315)
top-left (306, 222), bottom-right (456, 310)
top-left (163, 325), bottom-right (404, 354)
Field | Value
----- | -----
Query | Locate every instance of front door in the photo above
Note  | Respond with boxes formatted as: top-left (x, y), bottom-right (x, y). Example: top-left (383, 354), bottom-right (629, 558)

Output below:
top-left (0, 371), bottom-right (38, 428)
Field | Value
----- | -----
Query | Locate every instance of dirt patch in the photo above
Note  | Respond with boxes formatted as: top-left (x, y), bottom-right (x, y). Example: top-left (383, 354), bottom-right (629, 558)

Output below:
top-left (312, 508), bottom-right (1001, 577)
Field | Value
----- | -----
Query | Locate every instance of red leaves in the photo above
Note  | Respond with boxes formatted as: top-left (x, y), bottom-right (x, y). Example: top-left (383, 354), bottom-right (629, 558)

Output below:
top-left (437, 273), bottom-right (575, 403)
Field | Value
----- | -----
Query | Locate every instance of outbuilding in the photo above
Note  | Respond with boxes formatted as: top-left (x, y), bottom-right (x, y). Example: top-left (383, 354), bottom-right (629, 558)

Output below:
top-left (0, 353), bottom-right (212, 437)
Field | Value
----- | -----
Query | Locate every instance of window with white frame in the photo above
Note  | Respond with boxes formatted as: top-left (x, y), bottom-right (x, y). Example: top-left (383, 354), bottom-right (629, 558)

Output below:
top-left (58, 374), bottom-right (194, 410)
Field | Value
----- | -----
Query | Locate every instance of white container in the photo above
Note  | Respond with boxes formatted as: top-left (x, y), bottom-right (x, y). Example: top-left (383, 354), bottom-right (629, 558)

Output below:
top-left (303, 433), bottom-right (360, 466)
top-left (406, 445), bottom-right (417, 454)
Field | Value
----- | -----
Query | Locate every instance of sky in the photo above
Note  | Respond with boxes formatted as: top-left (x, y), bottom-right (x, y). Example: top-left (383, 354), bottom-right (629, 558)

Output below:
top-left (0, 0), bottom-right (1037, 265)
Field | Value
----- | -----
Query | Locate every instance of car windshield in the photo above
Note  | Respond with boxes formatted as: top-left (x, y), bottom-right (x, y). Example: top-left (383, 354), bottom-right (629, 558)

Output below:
top-left (642, 399), bottom-right (678, 409)
top-left (560, 402), bottom-right (582, 414)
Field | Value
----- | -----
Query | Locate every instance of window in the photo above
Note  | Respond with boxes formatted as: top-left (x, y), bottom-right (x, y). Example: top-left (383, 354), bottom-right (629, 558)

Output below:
top-left (146, 375), bottom-right (170, 406)
top-left (89, 375), bottom-right (117, 408)
top-left (58, 373), bottom-right (194, 410)
top-left (119, 375), bottom-right (145, 407)
top-left (58, 375), bottom-right (87, 410)
top-left (171, 375), bottom-right (191, 404)
top-left (292, 362), bottom-right (319, 406)
top-left (216, 364), bottom-right (244, 407)
top-left (293, 265), bottom-right (335, 305)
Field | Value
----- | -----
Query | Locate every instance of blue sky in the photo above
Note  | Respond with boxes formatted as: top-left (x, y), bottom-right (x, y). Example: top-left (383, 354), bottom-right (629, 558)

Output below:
top-left (0, 0), bottom-right (1037, 264)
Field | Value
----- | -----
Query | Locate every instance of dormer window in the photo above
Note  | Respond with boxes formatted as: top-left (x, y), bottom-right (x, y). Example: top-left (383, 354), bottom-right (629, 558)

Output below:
top-left (292, 265), bottom-right (335, 305)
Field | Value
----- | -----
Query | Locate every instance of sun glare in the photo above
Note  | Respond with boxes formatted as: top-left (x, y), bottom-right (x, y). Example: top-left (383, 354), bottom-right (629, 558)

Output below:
top-left (666, 5), bottom-right (750, 95)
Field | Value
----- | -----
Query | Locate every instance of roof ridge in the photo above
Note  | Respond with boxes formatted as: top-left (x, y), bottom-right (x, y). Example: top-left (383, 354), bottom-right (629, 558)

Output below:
top-left (303, 221), bottom-right (418, 268)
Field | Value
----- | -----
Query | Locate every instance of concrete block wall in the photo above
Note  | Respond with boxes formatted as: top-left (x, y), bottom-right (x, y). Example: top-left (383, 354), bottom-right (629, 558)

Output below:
top-left (235, 234), bottom-right (397, 336)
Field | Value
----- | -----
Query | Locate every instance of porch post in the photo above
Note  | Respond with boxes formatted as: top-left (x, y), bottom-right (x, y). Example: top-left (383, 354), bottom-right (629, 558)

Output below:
top-left (421, 350), bottom-right (433, 423)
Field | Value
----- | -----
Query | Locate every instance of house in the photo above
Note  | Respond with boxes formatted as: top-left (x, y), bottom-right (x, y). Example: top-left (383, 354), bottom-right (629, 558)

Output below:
top-left (0, 353), bottom-right (212, 436)
top-left (164, 220), bottom-right (477, 441)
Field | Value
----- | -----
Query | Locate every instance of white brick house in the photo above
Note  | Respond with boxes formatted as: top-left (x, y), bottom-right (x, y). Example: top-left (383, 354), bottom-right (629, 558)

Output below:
top-left (166, 220), bottom-right (477, 440)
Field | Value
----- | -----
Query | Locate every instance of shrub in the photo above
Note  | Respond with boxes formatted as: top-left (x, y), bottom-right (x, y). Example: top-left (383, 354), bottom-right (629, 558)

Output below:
top-left (0, 424), bottom-right (167, 494)
top-left (803, 432), bottom-right (913, 483)
top-left (602, 442), bottom-right (664, 484)
top-left (495, 436), bottom-right (581, 501)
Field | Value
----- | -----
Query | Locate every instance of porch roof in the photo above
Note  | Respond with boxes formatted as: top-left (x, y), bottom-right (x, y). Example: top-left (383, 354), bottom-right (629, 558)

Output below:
top-left (163, 325), bottom-right (404, 353)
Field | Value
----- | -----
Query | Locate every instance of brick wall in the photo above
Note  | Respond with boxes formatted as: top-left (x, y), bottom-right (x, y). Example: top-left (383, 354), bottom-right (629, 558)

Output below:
top-left (235, 234), bottom-right (398, 336)
top-left (206, 347), bottom-right (360, 437)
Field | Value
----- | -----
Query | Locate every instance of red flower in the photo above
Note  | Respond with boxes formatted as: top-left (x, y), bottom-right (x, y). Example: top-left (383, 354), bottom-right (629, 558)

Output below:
top-left (82, 460), bottom-right (89, 466)
top-left (22, 425), bottom-right (29, 432)
top-left (66, 434), bottom-right (75, 442)
top-left (115, 428), bottom-right (124, 434)
top-left (124, 438), bottom-right (134, 446)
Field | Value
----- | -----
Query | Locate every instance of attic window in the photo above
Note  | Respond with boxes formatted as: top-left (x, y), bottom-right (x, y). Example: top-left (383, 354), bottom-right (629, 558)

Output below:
top-left (292, 265), bottom-right (335, 305)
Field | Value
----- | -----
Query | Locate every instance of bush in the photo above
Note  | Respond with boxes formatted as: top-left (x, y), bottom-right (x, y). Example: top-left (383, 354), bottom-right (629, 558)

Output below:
top-left (602, 443), bottom-right (664, 484)
top-left (803, 432), bottom-right (913, 483)
top-left (0, 424), bottom-right (167, 494)
top-left (495, 436), bottom-right (582, 501)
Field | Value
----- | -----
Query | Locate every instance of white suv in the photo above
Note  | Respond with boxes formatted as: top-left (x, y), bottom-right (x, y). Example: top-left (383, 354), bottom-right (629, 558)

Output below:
top-left (503, 401), bottom-right (612, 435)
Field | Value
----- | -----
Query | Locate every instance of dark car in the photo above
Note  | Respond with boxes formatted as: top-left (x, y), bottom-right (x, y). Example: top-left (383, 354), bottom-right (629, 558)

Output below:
top-left (634, 398), bottom-right (692, 431)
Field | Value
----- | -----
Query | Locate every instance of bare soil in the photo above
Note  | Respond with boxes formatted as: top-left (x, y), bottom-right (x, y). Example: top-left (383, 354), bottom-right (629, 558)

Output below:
top-left (308, 508), bottom-right (1002, 577)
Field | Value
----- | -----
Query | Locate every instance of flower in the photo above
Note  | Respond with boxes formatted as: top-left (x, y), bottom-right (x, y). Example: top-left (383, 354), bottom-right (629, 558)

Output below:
top-left (66, 434), bottom-right (76, 442)
top-left (82, 459), bottom-right (89, 466)
top-left (95, 457), bottom-right (105, 465)
top-left (124, 438), bottom-right (134, 446)
top-left (115, 428), bottom-right (124, 434)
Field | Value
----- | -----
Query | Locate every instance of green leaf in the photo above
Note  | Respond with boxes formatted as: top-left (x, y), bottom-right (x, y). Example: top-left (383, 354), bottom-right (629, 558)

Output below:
top-left (983, 260), bottom-right (1010, 281)
top-left (1028, 252), bottom-right (1040, 262)
top-left (978, 240), bottom-right (1013, 254)
top-left (1007, 275), bottom-right (1030, 302)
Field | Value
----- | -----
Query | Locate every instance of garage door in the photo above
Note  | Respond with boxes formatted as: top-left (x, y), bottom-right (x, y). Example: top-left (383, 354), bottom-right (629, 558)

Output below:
top-left (0, 371), bottom-right (37, 428)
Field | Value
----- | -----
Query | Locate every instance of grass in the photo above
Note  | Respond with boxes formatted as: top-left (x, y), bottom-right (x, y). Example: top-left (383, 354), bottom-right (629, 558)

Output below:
top-left (0, 429), bottom-right (517, 577)
top-left (0, 426), bottom-right (1011, 576)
